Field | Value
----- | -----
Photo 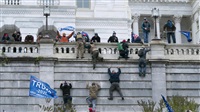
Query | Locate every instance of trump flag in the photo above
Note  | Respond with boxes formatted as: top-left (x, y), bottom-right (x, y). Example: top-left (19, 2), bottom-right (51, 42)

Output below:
top-left (29, 75), bottom-right (58, 98)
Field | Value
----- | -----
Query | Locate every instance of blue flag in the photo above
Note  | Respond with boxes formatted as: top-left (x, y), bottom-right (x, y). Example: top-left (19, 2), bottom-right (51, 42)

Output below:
top-left (59, 26), bottom-right (75, 32)
top-left (180, 31), bottom-right (192, 42)
top-left (82, 31), bottom-right (89, 38)
top-left (161, 95), bottom-right (174, 112)
top-left (29, 75), bottom-right (58, 98)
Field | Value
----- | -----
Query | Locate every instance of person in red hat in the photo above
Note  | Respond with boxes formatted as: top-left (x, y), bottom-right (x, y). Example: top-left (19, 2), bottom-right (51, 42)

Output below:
top-left (118, 39), bottom-right (129, 60)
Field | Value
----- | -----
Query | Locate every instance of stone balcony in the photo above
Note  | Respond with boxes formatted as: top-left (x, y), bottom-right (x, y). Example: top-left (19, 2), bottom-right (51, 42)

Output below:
top-left (0, 39), bottom-right (199, 62)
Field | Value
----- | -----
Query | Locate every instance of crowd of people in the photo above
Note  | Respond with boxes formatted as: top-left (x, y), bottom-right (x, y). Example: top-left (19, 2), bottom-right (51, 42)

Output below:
top-left (1, 18), bottom-right (177, 44)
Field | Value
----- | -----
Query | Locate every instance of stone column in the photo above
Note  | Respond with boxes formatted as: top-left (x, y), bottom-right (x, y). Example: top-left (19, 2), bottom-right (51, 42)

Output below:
top-left (191, 16), bottom-right (196, 44)
top-left (150, 40), bottom-right (168, 106)
top-left (38, 38), bottom-right (56, 110)
top-left (174, 15), bottom-right (182, 44)
top-left (132, 13), bottom-right (140, 35)
top-left (156, 17), bottom-right (161, 39)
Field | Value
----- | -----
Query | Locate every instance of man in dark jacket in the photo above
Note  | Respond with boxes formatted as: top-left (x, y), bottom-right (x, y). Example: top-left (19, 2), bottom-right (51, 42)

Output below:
top-left (107, 67), bottom-right (124, 100)
top-left (107, 31), bottom-right (118, 43)
top-left (60, 81), bottom-right (72, 104)
top-left (141, 18), bottom-right (150, 43)
top-left (91, 33), bottom-right (100, 43)
top-left (163, 20), bottom-right (176, 43)
top-left (86, 82), bottom-right (101, 112)
top-left (138, 46), bottom-right (151, 77)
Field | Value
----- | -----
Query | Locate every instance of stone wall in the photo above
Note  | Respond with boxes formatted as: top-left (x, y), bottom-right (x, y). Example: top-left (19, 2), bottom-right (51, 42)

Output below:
top-left (0, 39), bottom-right (200, 112)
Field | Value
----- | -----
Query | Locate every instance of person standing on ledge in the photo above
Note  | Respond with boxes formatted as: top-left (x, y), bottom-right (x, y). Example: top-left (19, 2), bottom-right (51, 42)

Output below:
top-left (141, 18), bottom-right (151, 43)
top-left (108, 31), bottom-right (119, 43)
top-left (107, 67), bottom-right (124, 100)
top-left (163, 20), bottom-right (176, 44)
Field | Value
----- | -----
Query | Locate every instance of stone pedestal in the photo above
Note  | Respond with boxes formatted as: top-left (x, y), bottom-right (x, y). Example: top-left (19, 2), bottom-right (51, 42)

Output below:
top-left (150, 39), bottom-right (168, 106)
top-left (39, 37), bottom-right (54, 57)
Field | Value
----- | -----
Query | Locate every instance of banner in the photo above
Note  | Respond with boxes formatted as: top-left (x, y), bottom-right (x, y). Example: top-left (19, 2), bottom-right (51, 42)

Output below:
top-left (161, 95), bottom-right (174, 112)
top-left (59, 26), bottom-right (75, 32)
top-left (29, 75), bottom-right (58, 98)
top-left (180, 31), bottom-right (192, 42)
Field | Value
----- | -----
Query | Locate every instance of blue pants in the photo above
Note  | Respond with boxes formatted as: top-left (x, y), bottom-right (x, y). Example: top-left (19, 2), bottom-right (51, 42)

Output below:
top-left (167, 32), bottom-right (176, 43)
top-left (86, 97), bottom-right (97, 111)
top-left (143, 32), bottom-right (149, 43)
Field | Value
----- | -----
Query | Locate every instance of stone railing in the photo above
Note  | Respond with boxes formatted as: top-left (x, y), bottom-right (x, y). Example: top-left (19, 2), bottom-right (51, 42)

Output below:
top-left (2, 0), bottom-right (21, 5)
top-left (165, 44), bottom-right (200, 61)
top-left (0, 40), bottom-right (200, 61)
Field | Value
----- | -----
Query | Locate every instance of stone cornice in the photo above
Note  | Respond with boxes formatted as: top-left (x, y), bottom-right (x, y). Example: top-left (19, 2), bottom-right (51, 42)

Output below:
top-left (0, 6), bottom-right (76, 16)
top-left (173, 15), bottom-right (182, 23)
top-left (132, 13), bottom-right (140, 22)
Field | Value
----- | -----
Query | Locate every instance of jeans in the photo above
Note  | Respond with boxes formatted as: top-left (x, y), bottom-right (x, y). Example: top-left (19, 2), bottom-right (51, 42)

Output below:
top-left (139, 58), bottom-right (146, 77)
top-left (143, 31), bottom-right (149, 43)
top-left (86, 97), bottom-right (97, 111)
top-left (167, 32), bottom-right (176, 43)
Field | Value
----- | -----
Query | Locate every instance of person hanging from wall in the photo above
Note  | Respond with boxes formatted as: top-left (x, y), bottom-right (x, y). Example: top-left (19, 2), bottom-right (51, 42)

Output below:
top-left (141, 17), bottom-right (151, 43)
top-left (107, 67), bottom-right (124, 100)
top-left (60, 81), bottom-right (72, 106)
top-left (59, 31), bottom-right (74, 43)
top-left (75, 32), bottom-right (85, 59)
top-left (108, 31), bottom-right (119, 43)
top-left (138, 46), bottom-right (151, 77)
top-left (86, 42), bottom-right (103, 69)
top-left (118, 40), bottom-right (129, 60)
top-left (163, 20), bottom-right (176, 44)
top-left (86, 82), bottom-right (101, 112)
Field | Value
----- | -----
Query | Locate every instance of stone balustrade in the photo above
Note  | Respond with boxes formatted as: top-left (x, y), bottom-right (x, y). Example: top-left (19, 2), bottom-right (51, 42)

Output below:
top-left (0, 41), bottom-right (200, 61)
top-left (165, 44), bottom-right (200, 61)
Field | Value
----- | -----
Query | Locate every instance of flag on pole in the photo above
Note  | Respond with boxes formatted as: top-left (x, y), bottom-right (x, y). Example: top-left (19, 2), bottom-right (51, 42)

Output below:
top-left (180, 31), bottom-right (192, 42)
top-left (161, 95), bottom-right (174, 112)
top-left (59, 26), bottom-right (75, 32)
top-left (29, 75), bottom-right (58, 98)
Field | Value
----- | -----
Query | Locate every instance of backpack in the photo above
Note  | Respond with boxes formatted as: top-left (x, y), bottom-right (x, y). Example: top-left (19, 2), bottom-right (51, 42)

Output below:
top-left (138, 49), bottom-right (144, 57)
top-left (117, 43), bottom-right (124, 51)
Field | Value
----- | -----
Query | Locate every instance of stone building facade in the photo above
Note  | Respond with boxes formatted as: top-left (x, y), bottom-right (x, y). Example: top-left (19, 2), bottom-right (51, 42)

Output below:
top-left (0, 0), bottom-right (200, 43)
